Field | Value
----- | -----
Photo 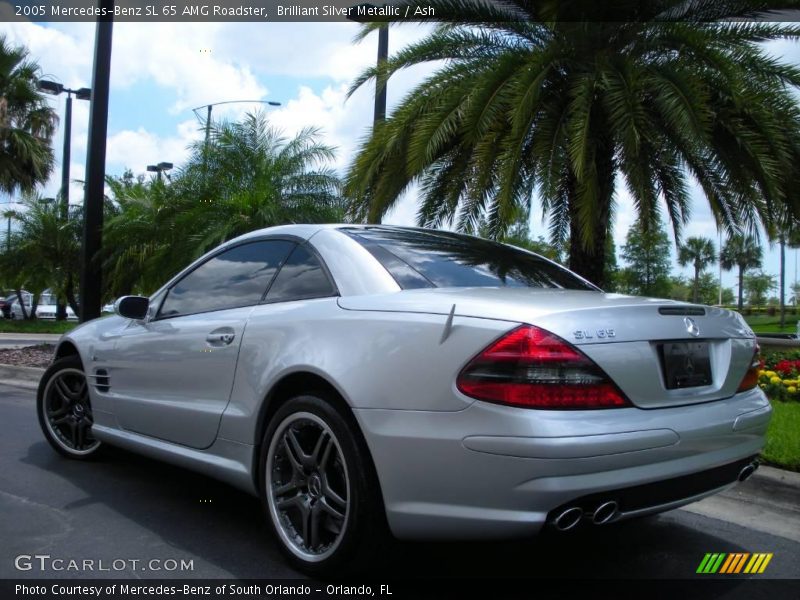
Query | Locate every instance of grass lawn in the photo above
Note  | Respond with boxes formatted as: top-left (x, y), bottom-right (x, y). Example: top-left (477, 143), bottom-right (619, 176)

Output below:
top-left (762, 400), bottom-right (800, 472)
top-left (0, 319), bottom-right (76, 334)
top-left (743, 314), bottom-right (800, 334)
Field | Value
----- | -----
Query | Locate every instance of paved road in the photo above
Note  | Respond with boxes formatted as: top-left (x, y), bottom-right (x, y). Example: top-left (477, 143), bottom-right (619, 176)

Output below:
top-left (1, 384), bottom-right (798, 587)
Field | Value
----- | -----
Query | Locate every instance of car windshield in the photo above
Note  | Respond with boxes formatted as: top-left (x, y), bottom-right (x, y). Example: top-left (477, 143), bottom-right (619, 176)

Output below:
top-left (342, 227), bottom-right (598, 291)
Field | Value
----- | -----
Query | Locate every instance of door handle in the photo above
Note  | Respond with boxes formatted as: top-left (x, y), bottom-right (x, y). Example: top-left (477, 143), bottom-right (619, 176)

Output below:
top-left (206, 331), bottom-right (235, 346)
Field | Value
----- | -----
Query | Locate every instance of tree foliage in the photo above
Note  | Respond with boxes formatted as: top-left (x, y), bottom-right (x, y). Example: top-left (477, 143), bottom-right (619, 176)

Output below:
top-left (677, 236), bottom-right (716, 303)
top-left (720, 234), bottom-right (763, 311)
top-left (618, 218), bottom-right (672, 297)
top-left (744, 271), bottom-right (776, 307)
top-left (102, 113), bottom-right (345, 298)
top-left (0, 35), bottom-right (57, 196)
top-left (345, 1), bottom-right (800, 287)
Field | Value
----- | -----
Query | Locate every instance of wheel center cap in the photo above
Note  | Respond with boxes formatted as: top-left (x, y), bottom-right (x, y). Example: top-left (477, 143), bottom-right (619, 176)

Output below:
top-left (308, 474), bottom-right (322, 498)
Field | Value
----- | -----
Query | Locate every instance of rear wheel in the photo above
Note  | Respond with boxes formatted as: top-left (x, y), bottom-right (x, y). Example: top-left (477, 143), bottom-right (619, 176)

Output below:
top-left (260, 394), bottom-right (387, 574)
top-left (37, 355), bottom-right (102, 459)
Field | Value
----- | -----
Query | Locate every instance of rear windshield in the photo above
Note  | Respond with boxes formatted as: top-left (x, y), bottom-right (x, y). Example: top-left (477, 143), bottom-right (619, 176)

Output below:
top-left (342, 227), bottom-right (597, 291)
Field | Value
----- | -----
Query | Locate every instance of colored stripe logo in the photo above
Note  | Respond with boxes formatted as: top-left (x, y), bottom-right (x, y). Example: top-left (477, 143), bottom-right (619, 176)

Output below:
top-left (697, 553), bottom-right (773, 574)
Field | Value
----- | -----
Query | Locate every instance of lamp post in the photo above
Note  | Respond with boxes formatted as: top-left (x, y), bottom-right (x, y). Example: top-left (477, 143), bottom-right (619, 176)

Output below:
top-left (38, 81), bottom-right (91, 322)
top-left (80, 0), bottom-right (113, 323)
top-left (37, 81), bottom-right (91, 221)
top-left (191, 100), bottom-right (282, 146)
top-left (147, 161), bottom-right (173, 182)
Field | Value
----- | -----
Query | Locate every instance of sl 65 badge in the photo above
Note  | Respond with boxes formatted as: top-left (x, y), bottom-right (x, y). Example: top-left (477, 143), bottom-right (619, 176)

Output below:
top-left (573, 328), bottom-right (616, 340)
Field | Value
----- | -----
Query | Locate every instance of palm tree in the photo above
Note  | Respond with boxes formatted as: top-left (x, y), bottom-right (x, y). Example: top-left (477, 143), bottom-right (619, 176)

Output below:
top-left (345, 1), bottom-right (800, 287)
top-left (0, 35), bottom-right (57, 195)
top-left (103, 112), bottom-right (345, 297)
top-left (176, 112), bottom-right (344, 254)
top-left (720, 235), bottom-right (763, 312)
top-left (103, 172), bottom-right (192, 298)
top-left (7, 195), bottom-right (81, 315)
top-left (678, 236), bottom-right (716, 304)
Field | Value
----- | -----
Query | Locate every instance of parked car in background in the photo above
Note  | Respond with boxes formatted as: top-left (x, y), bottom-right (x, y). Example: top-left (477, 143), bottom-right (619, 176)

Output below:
top-left (7, 291), bottom-right (33, 319)
top-left (9, 291), bottom-right (78, 321)
top-left (37, 224), bottom-right (769, 574)
top-left (0, 294), bottom-right (13, 319)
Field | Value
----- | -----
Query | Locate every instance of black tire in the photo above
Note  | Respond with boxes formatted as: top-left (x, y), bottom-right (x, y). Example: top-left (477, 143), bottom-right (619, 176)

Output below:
top-left (260, 393), bottom-right (388, 575)
top-left (37, 355), bottom-right (102, 459)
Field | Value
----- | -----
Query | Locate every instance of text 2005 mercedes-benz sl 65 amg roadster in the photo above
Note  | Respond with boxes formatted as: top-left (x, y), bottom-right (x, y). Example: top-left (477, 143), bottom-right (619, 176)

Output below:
top-left (37, 224), bottom-right (770, 573)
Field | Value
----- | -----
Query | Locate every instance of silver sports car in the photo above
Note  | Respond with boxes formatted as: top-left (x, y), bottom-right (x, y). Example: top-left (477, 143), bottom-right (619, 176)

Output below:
top-left (37, 224), bottom-right (770, 574)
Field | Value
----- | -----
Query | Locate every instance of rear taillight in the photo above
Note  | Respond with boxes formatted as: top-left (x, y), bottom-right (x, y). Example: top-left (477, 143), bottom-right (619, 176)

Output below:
top-left (737, 344), bottom-right (761, 392)
top-left (456, 325), bottom-right (632, 409)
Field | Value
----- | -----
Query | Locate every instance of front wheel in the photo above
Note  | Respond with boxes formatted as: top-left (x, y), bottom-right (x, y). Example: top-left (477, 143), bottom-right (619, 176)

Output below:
top-left (260, 394), bottom-right (387, 575)
top-left (37, 355), bottom-right (102, 459)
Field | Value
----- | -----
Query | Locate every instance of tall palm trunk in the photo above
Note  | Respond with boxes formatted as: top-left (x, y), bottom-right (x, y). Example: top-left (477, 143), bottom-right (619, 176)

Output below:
top-left (692, 264), bottom-right (700, 303)
top-left (780, 237), bottom-right (786, 328)
top-left (738, 266), bottom-right (745, 312)
top-left (13, 289), bottom-right (28, 319)
top-left (566, 139), bottom-right (614, 289)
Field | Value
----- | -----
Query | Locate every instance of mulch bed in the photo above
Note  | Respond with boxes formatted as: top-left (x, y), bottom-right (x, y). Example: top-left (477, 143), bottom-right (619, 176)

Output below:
top-left (0, 344), bottom-right (55, 368)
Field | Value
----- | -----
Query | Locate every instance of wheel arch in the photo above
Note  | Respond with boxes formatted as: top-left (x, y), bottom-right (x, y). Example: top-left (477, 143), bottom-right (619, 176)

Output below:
top-left (54, 340), bottom-right (82, 364)
top-left (252, 370), bottom-right (384, 505)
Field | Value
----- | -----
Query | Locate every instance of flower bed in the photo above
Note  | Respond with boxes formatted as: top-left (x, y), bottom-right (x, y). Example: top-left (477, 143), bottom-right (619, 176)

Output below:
top-left (759, 350), bottom-right (800, 402)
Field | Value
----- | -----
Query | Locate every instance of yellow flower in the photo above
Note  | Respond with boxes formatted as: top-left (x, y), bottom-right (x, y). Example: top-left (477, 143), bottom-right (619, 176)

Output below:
top-left (770, 376), bottom-right (781, 384)
top-left (788, 386), bottom-right (797, 394)
top-left (765, 371), bottom-right (777, 378)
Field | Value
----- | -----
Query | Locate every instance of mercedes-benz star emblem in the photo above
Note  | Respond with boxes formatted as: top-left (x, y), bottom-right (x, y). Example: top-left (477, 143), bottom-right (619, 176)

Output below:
top-left (684, 317), bottom-right (700, 337)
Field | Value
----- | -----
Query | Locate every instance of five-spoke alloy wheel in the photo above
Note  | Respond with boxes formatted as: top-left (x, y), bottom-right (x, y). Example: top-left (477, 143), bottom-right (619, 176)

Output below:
top-left (261, 394), bottom-right (386, 574)
top-left (37, 356), bottom-right (101, 459)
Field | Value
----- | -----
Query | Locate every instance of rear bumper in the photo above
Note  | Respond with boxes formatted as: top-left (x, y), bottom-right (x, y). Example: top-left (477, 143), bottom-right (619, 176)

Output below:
top-left (354, 388), bottom-right (770, 540)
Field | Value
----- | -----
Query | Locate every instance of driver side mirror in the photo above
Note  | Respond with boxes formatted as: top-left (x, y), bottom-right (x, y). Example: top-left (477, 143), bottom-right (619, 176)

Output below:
top-left (114, 296), bottom-right (150, 320)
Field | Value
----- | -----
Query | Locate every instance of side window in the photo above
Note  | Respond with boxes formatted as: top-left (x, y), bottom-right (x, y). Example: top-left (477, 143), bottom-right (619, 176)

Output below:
top-left (265, 244), bottom-right (336, 303)
top-left (158, 240), bottom-right (295, 318)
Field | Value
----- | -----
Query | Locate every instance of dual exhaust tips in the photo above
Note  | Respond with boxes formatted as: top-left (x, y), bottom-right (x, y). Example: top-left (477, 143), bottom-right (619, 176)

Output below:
top-left (553, 460), bottom-right (760, 531)
top-left (552, 501), bottom-right (619, 531)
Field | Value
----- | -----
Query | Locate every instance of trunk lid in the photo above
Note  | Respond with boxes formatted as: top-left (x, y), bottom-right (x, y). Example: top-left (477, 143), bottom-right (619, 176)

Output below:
top-left (338, 288), bottom-right (758, 408)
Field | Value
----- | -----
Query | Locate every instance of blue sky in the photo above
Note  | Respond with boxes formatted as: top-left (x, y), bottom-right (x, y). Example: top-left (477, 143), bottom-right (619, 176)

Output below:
top-left (1, 20), bottom-right (799, 301)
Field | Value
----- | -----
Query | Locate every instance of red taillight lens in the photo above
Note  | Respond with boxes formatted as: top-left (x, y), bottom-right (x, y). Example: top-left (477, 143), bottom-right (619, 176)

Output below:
top-left (456, 325), bottom-right (632, 409)
top-left (737, 344), bottom-right (761, 392)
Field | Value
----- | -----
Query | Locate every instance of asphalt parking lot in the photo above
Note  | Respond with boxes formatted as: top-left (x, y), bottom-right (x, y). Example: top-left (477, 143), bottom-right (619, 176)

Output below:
top-left (1, 383), bottom-right (798, 591)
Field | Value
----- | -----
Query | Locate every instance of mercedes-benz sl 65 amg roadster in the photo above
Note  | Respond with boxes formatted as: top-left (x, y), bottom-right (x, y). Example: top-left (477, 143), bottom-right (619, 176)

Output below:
top-left (37, 224), bottom-right (770, 573)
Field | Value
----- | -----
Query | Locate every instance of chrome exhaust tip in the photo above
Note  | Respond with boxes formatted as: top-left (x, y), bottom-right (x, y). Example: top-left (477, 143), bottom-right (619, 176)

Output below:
top-left (591, 501), bottom-right (619, 525)
top-left (552, 507), bottom-right (583, 531)
top-left (738, 461), bottom-right (759, 482)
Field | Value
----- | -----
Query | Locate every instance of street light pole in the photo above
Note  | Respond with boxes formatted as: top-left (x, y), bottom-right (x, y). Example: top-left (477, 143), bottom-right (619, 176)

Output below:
top-left (147, 162), bottom-right (173, 182)
top-left (194, 99), bottom-right (282, 146)
top-left (80, 3), bottom-right (113, 323)
top-left (38, 81), bottom-right (92, 221)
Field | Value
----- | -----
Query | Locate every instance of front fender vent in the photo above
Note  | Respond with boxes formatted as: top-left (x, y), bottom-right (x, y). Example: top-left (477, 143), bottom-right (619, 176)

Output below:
top-left (89, 369), bottom-right (110, 393)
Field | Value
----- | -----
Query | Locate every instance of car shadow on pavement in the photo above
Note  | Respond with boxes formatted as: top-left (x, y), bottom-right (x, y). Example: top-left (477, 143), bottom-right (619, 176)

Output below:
top-left (17, 439), bottom-right (778, 587)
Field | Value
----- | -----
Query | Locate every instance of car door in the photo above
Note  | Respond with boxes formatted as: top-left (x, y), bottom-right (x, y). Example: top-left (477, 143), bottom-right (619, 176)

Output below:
top-left (110, 239), bottom-right (296, 449)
